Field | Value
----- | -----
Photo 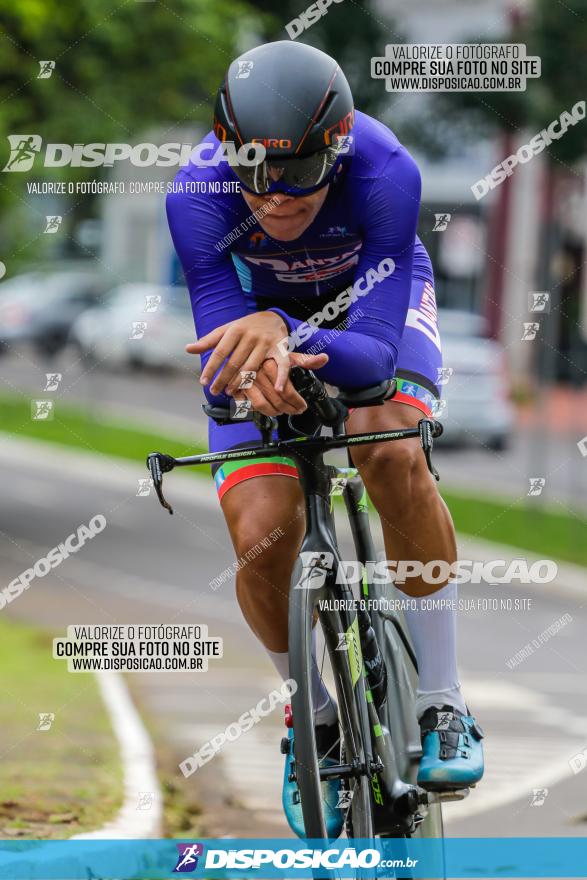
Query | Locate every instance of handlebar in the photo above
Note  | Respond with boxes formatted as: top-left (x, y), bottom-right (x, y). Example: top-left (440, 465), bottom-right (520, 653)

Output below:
top-left (146, 368), bottom-right (444, 514)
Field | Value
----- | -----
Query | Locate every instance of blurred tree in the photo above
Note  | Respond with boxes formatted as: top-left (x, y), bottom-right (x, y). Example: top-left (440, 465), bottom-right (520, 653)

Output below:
top-left (421, 0), bottom-right (587, 387)
top-left (0, 0), bottom-right (268, 259)
top-left (525, 0), bottom-right (587, 164)
top-left (0, 0), bottom-right (400, 263)
top-left (0, 0), bottom-right (266, 143)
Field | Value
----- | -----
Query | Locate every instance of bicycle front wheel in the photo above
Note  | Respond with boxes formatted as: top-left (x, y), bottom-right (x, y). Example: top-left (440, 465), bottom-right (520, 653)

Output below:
top-left (288, 557), bottom-right (375, 840)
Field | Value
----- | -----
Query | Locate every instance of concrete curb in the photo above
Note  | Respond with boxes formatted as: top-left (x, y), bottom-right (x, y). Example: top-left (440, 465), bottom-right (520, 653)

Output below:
top-left (0, 664), bottom-right (163, 876)
top-left (1, 433), bottom-right (165, 840)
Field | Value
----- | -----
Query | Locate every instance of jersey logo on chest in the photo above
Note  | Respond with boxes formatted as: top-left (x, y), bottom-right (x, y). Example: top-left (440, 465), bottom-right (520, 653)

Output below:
top-left (239, 240), bottom-right (362, 284)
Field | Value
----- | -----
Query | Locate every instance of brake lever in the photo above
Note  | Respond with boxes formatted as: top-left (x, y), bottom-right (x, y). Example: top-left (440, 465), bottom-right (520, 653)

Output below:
top-left (418, 419), bottom-right (442, 481)
top-left (146, 452), bottom-right (176, 515)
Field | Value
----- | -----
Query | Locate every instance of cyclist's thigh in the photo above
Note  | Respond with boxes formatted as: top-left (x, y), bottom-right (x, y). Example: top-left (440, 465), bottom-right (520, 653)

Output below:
top-left (221, 477), bottom-right (305, 561)
top-left (209, 419), bottom-right (304, 548)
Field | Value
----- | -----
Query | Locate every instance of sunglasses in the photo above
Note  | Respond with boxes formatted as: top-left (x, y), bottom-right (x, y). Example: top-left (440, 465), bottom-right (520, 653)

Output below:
top-left (229, 143), bottom-right (348, 196)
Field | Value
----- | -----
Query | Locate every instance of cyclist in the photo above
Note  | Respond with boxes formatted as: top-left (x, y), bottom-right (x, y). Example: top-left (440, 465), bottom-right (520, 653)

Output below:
top-left (167, 40), bottom-right (484, 838)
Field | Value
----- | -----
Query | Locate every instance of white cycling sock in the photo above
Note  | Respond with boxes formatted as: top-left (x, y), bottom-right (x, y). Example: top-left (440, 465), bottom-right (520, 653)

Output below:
top-left (401, 581), bottom-right (467, 720)
top-left (267, 629), bottom-right (338, 727)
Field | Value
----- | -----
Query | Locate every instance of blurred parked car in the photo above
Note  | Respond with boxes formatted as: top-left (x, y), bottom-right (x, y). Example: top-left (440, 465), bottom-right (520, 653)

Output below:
top-left (437, 309), bottom-right (514, 450)
top-left (69, 283), bottom-right (193, 372)
top-left (0, 268), bottom-right (109, 358)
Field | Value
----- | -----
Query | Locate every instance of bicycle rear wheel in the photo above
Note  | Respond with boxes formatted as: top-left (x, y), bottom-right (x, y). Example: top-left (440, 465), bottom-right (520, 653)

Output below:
top-left (288, 556), bottom-right (375, 840)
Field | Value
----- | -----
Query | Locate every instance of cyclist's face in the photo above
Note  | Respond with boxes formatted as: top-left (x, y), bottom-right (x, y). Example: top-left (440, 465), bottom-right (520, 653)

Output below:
top-left (241, 183), bottom-right (329, 242)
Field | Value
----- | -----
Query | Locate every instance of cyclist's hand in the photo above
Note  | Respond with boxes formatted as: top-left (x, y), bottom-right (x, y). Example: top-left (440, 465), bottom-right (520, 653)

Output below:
top-left (231, 352), bottom-right (328, 417)
top-left (186, 312), bottom-right (327, 396)
top-left (187, 311), bottom-right (291, 395)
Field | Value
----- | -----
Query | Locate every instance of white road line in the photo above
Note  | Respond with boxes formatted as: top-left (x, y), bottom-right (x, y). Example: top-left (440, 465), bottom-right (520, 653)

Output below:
top-left (2, 434), bottom-right (586, 829)
top-left (2, 477), bottom-right (55, 507)
top-left (0, 431), bottom-right (219, 510)
top-left (174, 715), bottom-right (286, 823)
top-left (444, 676), bottom-right (587, 822)
top-left (182, 676), bottom-right (587, 826)
top-left (72, 671), bottom-right (163, 839)
top-left (222, 728), bottom-right (284, 821)
top-left (0, 536), bottom-right (239, 623)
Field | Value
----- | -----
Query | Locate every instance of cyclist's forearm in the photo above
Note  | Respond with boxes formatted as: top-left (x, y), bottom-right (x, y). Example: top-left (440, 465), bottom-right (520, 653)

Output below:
top-left (269, 306), bottom-right (398, 386)
top-left (305, 331), bottom-right (398, 387)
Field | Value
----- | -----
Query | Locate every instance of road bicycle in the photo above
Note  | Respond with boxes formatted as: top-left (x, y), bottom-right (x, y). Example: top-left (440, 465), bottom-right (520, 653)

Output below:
top-left (147, 367), bottom-right (467, 861)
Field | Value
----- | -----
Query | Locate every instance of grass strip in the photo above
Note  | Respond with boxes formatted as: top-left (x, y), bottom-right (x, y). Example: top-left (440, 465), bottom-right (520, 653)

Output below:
top-left (0, 616), bottom-right (123, 839)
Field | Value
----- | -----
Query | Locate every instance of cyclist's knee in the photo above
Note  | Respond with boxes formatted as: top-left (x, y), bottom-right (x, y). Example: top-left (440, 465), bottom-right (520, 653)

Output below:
top-left (233, 520), bottom-right (299, 579)
top-left (355, 439), bottom-right (431, 503)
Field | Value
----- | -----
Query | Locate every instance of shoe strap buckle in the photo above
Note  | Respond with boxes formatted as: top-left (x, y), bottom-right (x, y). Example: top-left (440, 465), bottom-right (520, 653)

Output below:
top-left (470, 721), bottom-right (485, 740)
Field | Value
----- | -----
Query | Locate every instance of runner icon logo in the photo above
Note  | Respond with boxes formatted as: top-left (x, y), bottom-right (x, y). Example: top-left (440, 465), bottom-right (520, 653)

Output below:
top-left (3, 134), bottom-right (42, 172)
top-left (174, 843), bottom-right (204, 873)
top-left (435, 711), bottom-right (454, 730)
top-left (295, 552), bottom-right (334, 590)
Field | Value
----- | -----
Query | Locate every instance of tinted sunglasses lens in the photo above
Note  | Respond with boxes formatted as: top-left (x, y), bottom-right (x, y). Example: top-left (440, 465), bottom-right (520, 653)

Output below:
top-left (230, 160), bottom-right (271, 193)
top-left (231, 147), bottom-right (340, 194)
top-left (275, 148), bottom-right (339, 191)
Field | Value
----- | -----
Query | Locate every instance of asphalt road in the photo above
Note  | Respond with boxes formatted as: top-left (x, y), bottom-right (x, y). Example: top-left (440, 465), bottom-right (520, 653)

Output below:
top-left (3, 347), bottom-right (587, 514)
top-left (1, 435), bottom-right (586, 840)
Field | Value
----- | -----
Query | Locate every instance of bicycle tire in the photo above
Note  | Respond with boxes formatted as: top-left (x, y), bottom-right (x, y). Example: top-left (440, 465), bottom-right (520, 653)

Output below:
top-left (288, 558), bottom-right (375, 840)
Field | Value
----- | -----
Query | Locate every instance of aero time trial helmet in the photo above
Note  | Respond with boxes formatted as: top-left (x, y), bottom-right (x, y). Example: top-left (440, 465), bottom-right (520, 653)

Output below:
top-left (213, 41), bottom-right (354, 195)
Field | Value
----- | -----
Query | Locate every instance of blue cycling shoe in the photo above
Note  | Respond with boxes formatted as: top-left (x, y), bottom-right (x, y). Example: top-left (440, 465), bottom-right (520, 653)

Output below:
top-left (417, 704), bottom-right (485, 791)
top-left (281, 706), bottom-right (344, 840)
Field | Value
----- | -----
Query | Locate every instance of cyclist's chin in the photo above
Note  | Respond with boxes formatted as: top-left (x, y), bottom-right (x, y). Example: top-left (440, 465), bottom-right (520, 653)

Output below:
top-left (243, 184), bottom-right (329, 242)
top-left (259, 214), bottom-right (314, 241)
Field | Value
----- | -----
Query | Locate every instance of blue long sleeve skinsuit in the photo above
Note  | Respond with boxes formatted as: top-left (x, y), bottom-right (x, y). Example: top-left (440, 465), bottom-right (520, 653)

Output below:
top-left (167, 109), bottom-right (441, 466)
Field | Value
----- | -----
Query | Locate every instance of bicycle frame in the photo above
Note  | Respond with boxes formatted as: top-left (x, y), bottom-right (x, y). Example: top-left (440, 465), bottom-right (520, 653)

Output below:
top-left (147, 415), bottom-right (443, 836)
top-left (286, 439), bottom-right (376, 839)
top-left (342, 475), bottom-right (420, 825)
